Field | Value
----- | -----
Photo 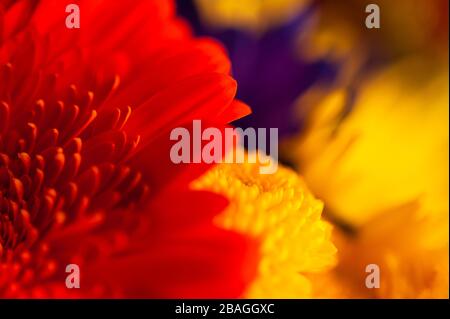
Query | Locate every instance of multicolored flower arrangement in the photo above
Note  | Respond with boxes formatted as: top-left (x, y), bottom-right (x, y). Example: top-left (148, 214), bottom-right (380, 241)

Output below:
top-left (0, 0), bottom-right (448, 299)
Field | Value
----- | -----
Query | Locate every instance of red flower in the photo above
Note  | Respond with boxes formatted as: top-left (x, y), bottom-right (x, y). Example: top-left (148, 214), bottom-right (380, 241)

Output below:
top-left (0, 0), bottom-right (254, 298)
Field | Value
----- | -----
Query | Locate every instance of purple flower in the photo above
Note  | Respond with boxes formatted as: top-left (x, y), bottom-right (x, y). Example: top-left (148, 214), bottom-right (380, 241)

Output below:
top-left (176, 0), bottom-right (337, 137)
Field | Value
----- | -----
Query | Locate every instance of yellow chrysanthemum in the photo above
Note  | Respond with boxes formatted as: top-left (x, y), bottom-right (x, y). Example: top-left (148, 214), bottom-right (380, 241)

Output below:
top-left (286, 57), bottom-right (449, 298)
top-left (192, 153), bottom-right (337, 298)
top-left (195, 0), bottom-right (309, 33)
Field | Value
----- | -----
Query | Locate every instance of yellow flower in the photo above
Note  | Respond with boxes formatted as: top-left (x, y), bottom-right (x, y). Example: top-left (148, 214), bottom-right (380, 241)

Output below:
top-left (192, 152), bottom-right (337, 298)
top-left (291, 57), bottom-right (448, 227)
top-left (286, 56), bottom-right (449, 298)
top-left (340, 207), bottom-right (448, 298)
top-left (194, 0), bottom-right (309, 33)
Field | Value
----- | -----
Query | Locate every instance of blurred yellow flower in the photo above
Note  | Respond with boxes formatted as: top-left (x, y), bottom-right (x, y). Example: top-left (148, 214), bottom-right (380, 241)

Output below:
top-left (192, 152), bottom-right (337, 298)
top-left (195, 0), bottom-right (309, 32)
top-left (339, 206), bottom-right (448, 298)
top-left (291, 57), bottom-right (448, 227)
top-left (286, 56), bottom-right (449, 298)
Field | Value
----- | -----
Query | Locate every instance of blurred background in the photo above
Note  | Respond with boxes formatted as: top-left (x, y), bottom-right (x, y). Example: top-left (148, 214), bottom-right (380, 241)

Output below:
top-left (176, 0), bottom-right (448, 137)
top-left (176, 0), bottom-right (449, 298)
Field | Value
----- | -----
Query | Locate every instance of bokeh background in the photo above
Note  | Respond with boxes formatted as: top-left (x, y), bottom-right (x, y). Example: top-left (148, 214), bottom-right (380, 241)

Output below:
top-left (0, 0), bottom-right (447, 299)
top-left (177, 0), bottom-right (449, 298)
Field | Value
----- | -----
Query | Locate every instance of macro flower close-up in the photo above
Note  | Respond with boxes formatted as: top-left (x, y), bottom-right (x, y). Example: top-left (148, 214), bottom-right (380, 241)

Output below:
top-left (0, 0), bottom-right (256, 297)
top-left (193, 150), bottom-right (337, 298)
top-left (178, 0), bottom-right (449, 300)
top-left (0, 0), bottom-right (449, 304)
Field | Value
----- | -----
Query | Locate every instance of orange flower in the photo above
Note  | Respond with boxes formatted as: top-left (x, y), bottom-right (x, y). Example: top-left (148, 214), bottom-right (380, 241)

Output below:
top-left (0, 0), bottom-right (253, 298)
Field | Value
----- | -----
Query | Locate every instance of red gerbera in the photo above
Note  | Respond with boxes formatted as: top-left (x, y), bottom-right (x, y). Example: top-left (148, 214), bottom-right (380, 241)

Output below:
top-left (0, 0), bottom-right (254, 298)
